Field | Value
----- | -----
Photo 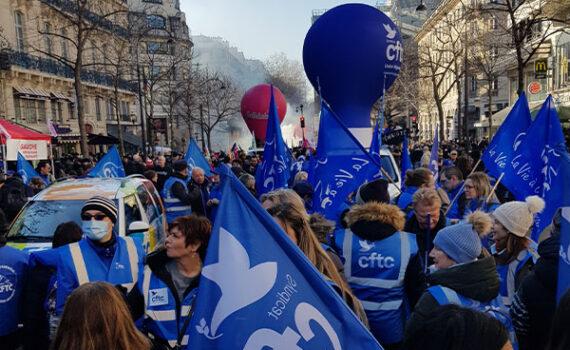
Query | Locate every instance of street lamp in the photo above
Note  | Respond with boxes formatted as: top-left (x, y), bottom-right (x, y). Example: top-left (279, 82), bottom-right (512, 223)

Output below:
top-left (296, 104), bottom-right (305, 148)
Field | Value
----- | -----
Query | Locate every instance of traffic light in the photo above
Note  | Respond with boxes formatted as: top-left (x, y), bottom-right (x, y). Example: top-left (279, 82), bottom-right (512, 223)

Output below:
top-left (300, 115), bottom-right (305, 128)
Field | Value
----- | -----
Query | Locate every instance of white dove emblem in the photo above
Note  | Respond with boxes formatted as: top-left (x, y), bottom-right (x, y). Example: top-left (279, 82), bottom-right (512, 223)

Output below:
top-left (201, 227), bottom-right (277, 337)
top-left (383, 23), bottom-right (397, 39)
top-left (359, 239), bottom-right (375, 252)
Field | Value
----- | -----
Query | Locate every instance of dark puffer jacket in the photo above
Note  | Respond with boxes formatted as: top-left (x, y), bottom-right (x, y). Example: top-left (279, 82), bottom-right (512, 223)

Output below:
top-left (510, 233), bottom-right (559, 350)
top-left (405, 256), bottom-right (500, 338)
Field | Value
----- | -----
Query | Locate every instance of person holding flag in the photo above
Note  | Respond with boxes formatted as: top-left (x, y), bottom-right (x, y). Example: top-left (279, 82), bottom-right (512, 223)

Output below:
top-left (490, 196), bottom-right (544, 307)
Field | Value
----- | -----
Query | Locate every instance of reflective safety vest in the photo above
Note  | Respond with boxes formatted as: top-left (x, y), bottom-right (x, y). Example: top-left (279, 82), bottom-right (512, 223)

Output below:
top-left (428, 285), bottom-right (518, 349)
top-left (497, 248), bottom-right (536, 307)
top-left (338, 229), bottom-right (418, 345)
top-left (161, 177), bottom-right (192, 223)
top-left (56, 236), bottom-right (143, 314)
top-left (139, 265), bottom-right (197, 349)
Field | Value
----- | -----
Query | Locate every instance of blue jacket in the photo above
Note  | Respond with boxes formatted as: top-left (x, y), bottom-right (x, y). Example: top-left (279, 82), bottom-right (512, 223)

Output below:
top-left (162, 177), bottom-right (193, 223)
top-left (0, 245), bottom-right (29, 336)
top-left (336, 229), bottom-right (419, 344)
top-left (445, 182), bottom-right (464, 220)
top-left (56, 236), bottom-right (143, 314)
top-left (208, 184), bottom-right (223, 221)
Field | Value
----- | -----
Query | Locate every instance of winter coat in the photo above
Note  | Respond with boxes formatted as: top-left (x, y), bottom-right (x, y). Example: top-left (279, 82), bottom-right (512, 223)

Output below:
top-left (405, 256), bottom-right (500, 338)
top-left (0, 177), bottom-right (28, 223)
top-left (510, 234), bottom-right (559, 350)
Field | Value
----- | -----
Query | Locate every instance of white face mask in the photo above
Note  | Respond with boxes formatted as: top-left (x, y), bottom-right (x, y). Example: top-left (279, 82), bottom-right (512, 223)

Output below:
top-left (82, 220), bottom-right (110, 241)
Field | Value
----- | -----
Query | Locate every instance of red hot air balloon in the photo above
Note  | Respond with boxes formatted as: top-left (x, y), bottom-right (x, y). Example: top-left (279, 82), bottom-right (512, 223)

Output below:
top-left (240, 84), bottom-right (287, 142)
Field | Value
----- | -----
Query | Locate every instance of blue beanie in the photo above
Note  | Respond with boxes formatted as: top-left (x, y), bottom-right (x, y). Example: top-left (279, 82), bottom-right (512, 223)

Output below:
top-left (433, 223), bottom-right (481, 264)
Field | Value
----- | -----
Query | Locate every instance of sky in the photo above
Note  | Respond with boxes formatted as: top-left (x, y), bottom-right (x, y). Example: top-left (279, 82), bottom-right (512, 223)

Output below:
top-left (181, 0), bottom-right (378, 63)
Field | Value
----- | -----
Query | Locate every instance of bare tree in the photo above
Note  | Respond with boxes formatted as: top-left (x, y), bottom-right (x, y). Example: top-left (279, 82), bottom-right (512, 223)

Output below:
top-left (177, 69), bottom-right (240, 151)
top-left (474, 0), bottom-right (570, 95)
top-left (418, 14), bottom-right (467, 141)
top-left (31, 0), bottom-right (128, 156)
top-left (264, 52), bottom-right (307, 106)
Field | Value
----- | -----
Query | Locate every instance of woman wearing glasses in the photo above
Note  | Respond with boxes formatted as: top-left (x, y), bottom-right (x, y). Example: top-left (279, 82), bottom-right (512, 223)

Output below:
top-left (459, 172), bottom-right (501, 218)
top-left (54, 196), bottom-right (144, 317)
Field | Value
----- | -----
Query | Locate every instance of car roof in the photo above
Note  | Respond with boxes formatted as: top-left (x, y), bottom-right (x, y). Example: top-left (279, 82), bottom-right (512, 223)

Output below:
top-left (34, 177), bottom-right (148, 201)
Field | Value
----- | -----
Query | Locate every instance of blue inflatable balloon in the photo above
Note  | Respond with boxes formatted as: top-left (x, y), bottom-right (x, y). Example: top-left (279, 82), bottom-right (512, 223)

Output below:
top-left (303, 4), bottom-right (402, 128)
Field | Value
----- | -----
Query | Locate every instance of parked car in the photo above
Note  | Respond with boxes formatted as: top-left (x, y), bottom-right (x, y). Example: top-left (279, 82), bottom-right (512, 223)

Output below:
top-left (6, 176), bottom-right (166, 253)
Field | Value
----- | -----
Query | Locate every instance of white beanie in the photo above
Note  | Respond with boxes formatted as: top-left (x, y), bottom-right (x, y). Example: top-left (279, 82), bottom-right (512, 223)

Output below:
top-left (492, 196), bottom-right (545, 237)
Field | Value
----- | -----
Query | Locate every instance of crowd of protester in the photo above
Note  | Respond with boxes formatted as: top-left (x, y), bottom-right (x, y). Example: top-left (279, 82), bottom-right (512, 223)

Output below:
top-left (0, 138), bottom-right (568, 350)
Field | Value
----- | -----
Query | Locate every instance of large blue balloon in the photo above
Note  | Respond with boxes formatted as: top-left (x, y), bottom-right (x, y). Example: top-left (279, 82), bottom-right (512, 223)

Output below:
top-left (303, 4), bottom-right (402, 128)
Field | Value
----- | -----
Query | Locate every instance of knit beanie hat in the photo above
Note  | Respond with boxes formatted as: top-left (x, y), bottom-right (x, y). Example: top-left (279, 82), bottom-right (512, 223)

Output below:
top-left (81, 196), bottom-right (118, 224)
top-left (433, 223), bottom-right (482, 264)
top-left (493, 195), bottom-right (545, 237)
top-left (355, 179), bottom-right (390, 204)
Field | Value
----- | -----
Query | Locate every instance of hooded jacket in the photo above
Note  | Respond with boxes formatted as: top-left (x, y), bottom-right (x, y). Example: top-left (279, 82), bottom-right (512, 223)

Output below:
top-left (342, 203), bottom-right (426, 309)
top-left (510, 233), bottom-right (559, 350)
top-left (405, 256), bottom-right (500, 338)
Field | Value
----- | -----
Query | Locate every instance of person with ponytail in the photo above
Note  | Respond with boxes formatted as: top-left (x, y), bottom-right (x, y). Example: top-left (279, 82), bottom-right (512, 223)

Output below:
top-left (490, 195), bottom-right (545, 307)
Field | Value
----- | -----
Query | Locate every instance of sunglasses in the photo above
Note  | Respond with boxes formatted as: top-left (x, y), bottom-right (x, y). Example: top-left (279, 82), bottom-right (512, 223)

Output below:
top-left (81, 213), bottom-right (107, 221)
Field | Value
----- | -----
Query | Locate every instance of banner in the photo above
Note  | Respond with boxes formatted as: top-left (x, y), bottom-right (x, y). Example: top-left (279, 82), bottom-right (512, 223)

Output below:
top-left (6, 139), bottom-right (49, 161)
top-left (188, 165), bottom-right (382, 349)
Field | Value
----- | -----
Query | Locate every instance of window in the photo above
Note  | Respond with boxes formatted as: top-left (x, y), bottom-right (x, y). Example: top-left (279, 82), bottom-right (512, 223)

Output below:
top-left (21, 98), bottom-right (38, 123)
top-left (146, 41), bottom-right (169, 54)
top-left (490, 46), bottom-right (499, 59)
top-left (82, 97), bottom-right (89, 115)
top-left (123, 195), bottom-right (142, 231)
top-left (149, 65), bottom-right (161, 78)
top-left (107, 99), bottom-right (115, 120)
top-left (95, 97), bottom-right (102, 121)
top-left (14, 11), bottom-right (25, 52)
top-left (44, 23), bottom-right (52, 56)
top-left (51, 100), bottom-right (64, 123)
top-left (146, 15), bottom-right (166, 29)
top-left (471, 76), bottom-right (478, 92)
top-left (14, 96), bottom-right (22, 122)
top-left (61, 28), bottom-right (68, 59)
top-left (90, 40), bottom-right (97, 64)
top-left (120, 101), bottom-right (130, 121)
top-left (37, 100), bottom-right (46, 122)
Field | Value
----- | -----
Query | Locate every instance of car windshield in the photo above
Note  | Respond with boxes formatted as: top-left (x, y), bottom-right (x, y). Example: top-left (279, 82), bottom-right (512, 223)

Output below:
top-left (380, 155), bottom-right (398, 182)
top-left (7, 200), bottom-right (85, 240)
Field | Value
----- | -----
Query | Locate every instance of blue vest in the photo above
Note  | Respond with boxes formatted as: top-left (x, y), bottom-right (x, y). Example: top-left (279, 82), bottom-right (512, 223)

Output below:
top-left (428, 285), bottom-right (518, 349)
top-left (56, 236), bottom-right (143, 314)
top-left (161, 177), bottom-right (192, 223)
top-left (445, 182), bottom-right (464, 220)
top-left (0, 246), bottom-right (29, 336)
top-left (497, 248), bottom-right (535, 307)
top-left (337, 229), bottom-right (418, 344)
top-left (138, 265), bottom-right (197, 349)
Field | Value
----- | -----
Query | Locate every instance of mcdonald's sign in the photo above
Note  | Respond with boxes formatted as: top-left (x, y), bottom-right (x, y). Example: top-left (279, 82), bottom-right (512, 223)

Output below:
top-left (535, 59), bottom-right (548, 79)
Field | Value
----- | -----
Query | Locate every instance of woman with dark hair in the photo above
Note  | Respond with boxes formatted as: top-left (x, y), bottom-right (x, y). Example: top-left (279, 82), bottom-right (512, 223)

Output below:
top-left (51, 282), bottom-right (151, 350)
top-left (127, 214), bottom-right (212, 349)
top-left (490, 196), bottom-right (544, 307)
top-left (397, 168), bottom-right (435, 214)
top-left (403, 304), bottom-right (512, 350)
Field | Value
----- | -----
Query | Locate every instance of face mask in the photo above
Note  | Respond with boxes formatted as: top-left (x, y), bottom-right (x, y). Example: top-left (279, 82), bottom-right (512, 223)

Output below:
top-left (82, 220), bottom-right (110, 241)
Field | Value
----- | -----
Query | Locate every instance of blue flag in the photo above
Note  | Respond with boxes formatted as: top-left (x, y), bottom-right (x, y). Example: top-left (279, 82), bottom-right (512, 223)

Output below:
top-left (188, 165), bottom-right (381, 349)
top-left (308, 102), bottom-right (382, 220)
top-left (87, 145), bottom-right (125, 178)
top-left (17, 152), bottom-right (42, 185)
top-left (506, 96), bottom-right (569, 240)
top-left (557, 150), bottom-right (570, 302)
top-left (429, 125), bottom-right (439, 179)
top-left (482, 92), bottom-right (532, 182)
top-left (369, 111), bottom-right (384, 161)
top-left (255, 86), bottom-right (290, 196)
top-left (185, 138), bottom-right (212, 177)
top-left (401, 135), bottom-right (412, 189)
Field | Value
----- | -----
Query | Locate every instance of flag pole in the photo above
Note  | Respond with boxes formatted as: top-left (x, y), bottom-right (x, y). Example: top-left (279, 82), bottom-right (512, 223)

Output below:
top-left (486, 172), bottom-right (505, 204)
top-left (380, 166), bottom-right (402, 195)
top-left (444, 158), bottom-right (482, 216)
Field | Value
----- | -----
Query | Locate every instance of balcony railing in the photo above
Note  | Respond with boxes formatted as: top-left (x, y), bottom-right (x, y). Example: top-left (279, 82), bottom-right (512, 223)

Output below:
top-left (0, 50), bottom-right (138, 92)
top-left (40, 0), bottom-right (129, 37)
